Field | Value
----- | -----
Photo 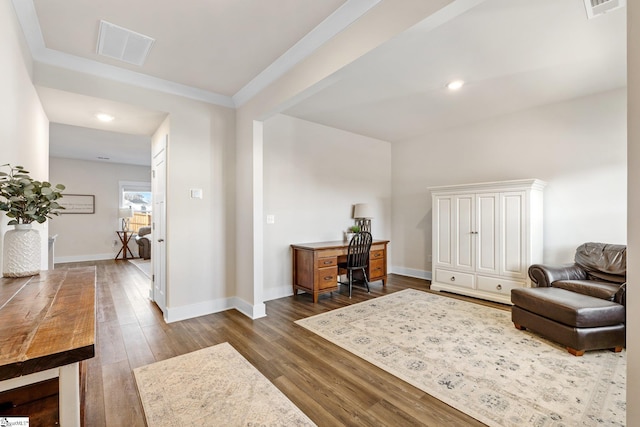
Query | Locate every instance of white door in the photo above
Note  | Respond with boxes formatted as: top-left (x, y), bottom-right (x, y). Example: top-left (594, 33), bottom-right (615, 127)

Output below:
top-left (152, 136), bottom-right (167, 315)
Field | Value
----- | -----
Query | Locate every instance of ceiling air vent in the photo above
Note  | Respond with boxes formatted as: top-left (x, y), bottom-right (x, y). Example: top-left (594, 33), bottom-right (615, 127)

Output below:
top-left (96, 20), bottom-right (155, 66)
top-left (584, 0), bottom-right (625, 19)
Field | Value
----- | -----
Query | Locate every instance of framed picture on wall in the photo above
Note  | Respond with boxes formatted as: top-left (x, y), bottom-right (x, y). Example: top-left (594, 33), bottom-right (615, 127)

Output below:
top-left (58, 194), bottom-right (95, 214)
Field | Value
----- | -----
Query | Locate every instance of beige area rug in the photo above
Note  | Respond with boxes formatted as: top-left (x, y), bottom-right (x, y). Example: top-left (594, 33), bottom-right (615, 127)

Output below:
top-left (128, 258), bottom-right (151, 278)
top-left (133, 342), bottom-right (316, 427)
top-left (295, 289), bottom-right (626, 426)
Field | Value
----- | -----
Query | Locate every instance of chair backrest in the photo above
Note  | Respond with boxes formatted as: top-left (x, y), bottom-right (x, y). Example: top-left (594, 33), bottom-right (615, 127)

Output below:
top-left (346, 232), bottom-right (373, 268)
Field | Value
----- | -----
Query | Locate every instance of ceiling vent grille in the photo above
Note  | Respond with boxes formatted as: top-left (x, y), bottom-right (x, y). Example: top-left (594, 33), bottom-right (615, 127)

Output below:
top-left (584, 0), bottom-right (625, 19)
top-left (96, 20), bottom-right (155, 66)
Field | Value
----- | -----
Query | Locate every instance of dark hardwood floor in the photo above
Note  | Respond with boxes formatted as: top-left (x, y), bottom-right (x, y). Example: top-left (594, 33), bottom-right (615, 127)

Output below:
top-left (52, 260), bottom-right (508, 426)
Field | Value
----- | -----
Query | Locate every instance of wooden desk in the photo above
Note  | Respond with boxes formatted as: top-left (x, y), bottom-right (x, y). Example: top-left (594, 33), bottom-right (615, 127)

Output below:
top-left (0, 267), bottom-right (96, 426)
top-left (291, 239), bottom-right (389, 303)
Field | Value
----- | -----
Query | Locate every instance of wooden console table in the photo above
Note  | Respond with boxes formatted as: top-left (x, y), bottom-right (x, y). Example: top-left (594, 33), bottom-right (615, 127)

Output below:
top-left (0, 267), bottom-right (96, 426)
top-left (291, 239), bottom-right (389, 303)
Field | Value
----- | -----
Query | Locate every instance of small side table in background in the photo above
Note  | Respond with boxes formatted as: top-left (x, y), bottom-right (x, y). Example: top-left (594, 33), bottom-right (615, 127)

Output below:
top-left (115, 231), bottom-right (135, 260)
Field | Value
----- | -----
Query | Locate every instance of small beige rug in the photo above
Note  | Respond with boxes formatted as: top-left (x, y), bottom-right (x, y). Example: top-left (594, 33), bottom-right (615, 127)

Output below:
top-left (133, 342), bottom-right (316, 427)
top-left (296, 289), bottom-right (626, 426)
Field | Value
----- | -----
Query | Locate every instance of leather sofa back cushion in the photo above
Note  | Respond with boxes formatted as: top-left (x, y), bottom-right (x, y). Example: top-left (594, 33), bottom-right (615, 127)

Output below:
top-left (552, 279), bottom-right (621, 301)
top-left (574, 242), bottom-right (626, 283)
top-left (138, 226), bottom-right (152, 237)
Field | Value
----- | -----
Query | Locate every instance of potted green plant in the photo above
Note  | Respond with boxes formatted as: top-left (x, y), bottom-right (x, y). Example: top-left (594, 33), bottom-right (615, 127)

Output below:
top-left (0, 164), bottom-right (65, 277)
top-left (344, 225), bottom-right (361, 242)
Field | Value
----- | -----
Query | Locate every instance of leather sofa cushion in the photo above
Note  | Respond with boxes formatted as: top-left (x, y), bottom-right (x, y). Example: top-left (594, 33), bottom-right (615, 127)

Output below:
top-left (574, 242), bottom-right (626, 283)
top-left (138, 226), bottom-right (152, 237)
top-left (511, 287), bottom-right (625, 328)
top-left (551, 280), bottom-right (620, 301)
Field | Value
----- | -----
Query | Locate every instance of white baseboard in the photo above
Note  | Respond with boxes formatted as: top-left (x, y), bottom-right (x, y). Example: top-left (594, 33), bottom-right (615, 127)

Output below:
top-left (165, 296), bottom-right (267, 323)
top-left (54, 253), bottom-right (116, 264)
top-left (262, 285), bottom-right (294, 302)
top-left (165, 297), bottom-right (235, 323)
top-left (390, 266), bottom-right (432, 281)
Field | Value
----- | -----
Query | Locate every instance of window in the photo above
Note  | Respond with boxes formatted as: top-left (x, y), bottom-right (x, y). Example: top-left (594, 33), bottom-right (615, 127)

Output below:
top-left (120, 181), bottom-right (152, 233)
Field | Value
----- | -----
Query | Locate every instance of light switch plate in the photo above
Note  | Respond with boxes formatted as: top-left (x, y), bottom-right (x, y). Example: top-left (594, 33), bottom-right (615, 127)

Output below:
top-left (190, 188), bottom-right (203, 199)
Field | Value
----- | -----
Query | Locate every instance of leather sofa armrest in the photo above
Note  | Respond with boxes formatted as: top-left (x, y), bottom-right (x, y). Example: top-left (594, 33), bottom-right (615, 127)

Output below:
top-left (614, 283), bottom-right (626, 306)
top-left (528, 263), bottom-right (588, 287)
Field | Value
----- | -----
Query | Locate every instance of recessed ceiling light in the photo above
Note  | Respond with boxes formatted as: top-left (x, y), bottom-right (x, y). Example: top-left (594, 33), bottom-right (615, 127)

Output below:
top-left (96, 113), bottom-right (115, 122)
top-left (447, 80), bottom-right (465, 91)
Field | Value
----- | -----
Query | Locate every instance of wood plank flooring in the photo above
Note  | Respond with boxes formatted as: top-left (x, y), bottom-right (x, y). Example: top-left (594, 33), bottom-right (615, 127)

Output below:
top-left (55, 260), bottom-right (508, 426)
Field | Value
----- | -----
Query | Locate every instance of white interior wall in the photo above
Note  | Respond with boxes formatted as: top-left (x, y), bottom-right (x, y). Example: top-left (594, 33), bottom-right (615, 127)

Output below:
top-left (391, 88), bottom-right (627, 277)
top-left (34, 63), bottom-right (237, 320)
top-left (0, 1), bottom-right (50, 270)
top-left (263, 114), bottom-right (391, 301)
top-left (48, 157), bottom-right (151, 262)
top-left (235, 1), bottom-right (454, 314)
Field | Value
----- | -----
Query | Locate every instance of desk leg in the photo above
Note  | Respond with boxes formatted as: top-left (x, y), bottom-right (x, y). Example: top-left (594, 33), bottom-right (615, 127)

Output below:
top-left (59, 362), bottom-right (81, 427)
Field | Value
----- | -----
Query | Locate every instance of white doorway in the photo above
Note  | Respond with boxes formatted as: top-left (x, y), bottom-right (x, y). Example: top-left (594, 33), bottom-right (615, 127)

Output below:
top-left (151, 135), bottom-right (167, 315)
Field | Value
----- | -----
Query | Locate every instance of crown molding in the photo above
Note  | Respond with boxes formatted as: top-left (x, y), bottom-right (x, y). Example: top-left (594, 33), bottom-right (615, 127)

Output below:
top-left (11, 0), bottom-right (381, 109)
top-left (232, 0), bottom-right (382, 107)
top-left (11, 0), bottom-right (234, 107)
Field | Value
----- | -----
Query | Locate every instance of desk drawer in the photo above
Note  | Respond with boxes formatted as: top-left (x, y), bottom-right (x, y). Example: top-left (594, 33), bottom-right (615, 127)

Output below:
top-left (316, 257), bottom-right (337, 268)
top-left (369, 259), bottom-right (385, 280)
top-left (370, 250), bottom-right (385, 261)
top-left (317, 267), bottom-right (338, 289)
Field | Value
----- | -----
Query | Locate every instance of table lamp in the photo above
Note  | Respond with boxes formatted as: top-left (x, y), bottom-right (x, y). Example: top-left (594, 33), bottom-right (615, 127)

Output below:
top-left (119, 206), bottom-right (134, 231)
top-left (352, 203), bottom-right (373, 233)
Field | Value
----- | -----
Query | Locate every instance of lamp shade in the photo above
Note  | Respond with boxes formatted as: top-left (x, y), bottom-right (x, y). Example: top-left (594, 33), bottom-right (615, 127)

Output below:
top-left (119, 206), bottom-right (134, 219)
top-left (353, 203), bottom-right (374, 219)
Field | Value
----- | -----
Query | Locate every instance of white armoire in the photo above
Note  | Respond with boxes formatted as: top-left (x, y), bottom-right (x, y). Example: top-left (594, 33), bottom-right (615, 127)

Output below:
top-left (429, 179), bottom-right (545, 304)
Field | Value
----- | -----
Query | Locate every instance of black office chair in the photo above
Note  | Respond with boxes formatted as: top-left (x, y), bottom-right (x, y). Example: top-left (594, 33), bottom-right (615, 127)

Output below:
top-left (338, 231), bottom-right (373, 298)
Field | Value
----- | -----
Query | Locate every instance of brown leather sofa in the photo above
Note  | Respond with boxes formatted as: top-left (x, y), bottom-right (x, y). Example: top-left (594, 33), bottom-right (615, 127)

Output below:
top-left (135, 226), bottom-right (151, 260)
top-left (511, 242), bottom-right (626, 355)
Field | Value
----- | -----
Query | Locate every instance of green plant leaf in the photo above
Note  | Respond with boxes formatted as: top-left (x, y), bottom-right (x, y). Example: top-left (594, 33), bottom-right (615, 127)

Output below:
top-left (0, 164), bottom-right (65, 224)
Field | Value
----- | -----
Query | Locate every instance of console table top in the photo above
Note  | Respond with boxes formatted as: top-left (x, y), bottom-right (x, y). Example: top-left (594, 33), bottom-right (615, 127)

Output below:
top-left (0, 267), bottom-right (96, 381)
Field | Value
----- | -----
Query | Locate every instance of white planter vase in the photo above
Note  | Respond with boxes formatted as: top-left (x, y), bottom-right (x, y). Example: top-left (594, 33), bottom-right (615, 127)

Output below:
top-left (3, 223), bottom-right (41, 277)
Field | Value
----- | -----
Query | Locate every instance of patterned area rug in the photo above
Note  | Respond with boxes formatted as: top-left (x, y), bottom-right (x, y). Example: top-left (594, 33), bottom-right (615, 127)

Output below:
top-left (133, 342), bottom-right (316, 427)
top-left (295, 289), bottom-right (626, 426)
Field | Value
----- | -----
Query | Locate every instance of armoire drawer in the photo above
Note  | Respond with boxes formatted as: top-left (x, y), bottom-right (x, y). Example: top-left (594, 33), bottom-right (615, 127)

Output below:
top-left (435, 269), bottom-right (474, 289)
top-left (476, 275), bottom-right (525, 295)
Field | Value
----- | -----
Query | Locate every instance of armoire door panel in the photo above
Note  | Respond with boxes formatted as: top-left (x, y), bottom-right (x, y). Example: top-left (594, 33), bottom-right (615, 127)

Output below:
top-left (502, 192), bottom-right (525, 277)
top-left (477, 193), bottom-right (499, 275)
top-left (435, 197), bottom-right (453, 266)
top-left (454, 195), bottom-right (474, 271)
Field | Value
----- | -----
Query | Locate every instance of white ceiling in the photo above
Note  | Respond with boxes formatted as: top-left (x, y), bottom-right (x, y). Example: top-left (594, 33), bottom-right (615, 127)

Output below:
top-left (12, 0), bottom-right (626, 165)
top-left (32, 0), bottom-right (350, 97)
top-left (49, 123), bottom-right (152, 166)
top-left (284, 0), bottom-right (627, 142)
